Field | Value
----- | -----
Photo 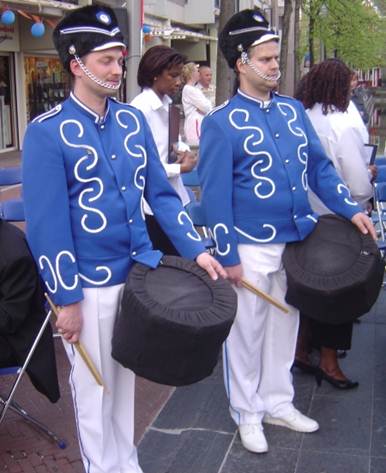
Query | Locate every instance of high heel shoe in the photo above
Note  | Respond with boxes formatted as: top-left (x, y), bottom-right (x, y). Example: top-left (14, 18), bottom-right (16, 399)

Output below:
top-left (315, 368), bottom-right (359, 390)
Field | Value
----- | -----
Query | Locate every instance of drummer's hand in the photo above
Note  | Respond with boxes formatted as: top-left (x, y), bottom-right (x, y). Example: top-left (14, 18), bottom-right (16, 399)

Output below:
top-left (178, 151), bottom-right (197, 173)
top-left (196, 252), bottom-right (227, 281)
top-left (56, 302), bottom-right (83, 344)
top-left (351, 212), bottom-right (377, 240)
top-left (224, 264), bottom-right (243, 288)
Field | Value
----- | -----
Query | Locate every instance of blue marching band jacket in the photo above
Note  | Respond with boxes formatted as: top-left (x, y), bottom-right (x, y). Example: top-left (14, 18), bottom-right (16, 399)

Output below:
top-left (22, 93), bottom-right (205, 306)
top-left (198, 90), bottom-right (361, 267)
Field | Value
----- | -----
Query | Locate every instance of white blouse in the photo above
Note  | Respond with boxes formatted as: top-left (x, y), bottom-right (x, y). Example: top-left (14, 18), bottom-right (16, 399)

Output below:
top-left (306, 102), bottom-right (372, 212)
top-left (182, 84), bottom-right (212, 146)
top-left (131, 87), bottom-right (190, 212)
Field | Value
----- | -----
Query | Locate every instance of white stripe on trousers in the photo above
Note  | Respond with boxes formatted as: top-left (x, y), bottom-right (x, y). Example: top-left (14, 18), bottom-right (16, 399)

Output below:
top-left (63, 284), bottom-right (143, 473)
top-left (223, 243), bottom-right (299, 426)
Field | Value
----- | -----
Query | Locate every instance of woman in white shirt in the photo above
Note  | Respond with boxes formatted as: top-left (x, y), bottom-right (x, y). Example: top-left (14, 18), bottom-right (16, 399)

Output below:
top-left (181, 62), bottom-right (212, 146)
top-left (294, 59), bottom-right (373, 389)
top-left (131, 46), bottom-right (196, 255)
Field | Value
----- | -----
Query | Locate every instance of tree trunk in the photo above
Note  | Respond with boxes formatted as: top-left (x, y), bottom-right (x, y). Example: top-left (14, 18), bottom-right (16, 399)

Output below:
top-left (308, 12), bottom-right (315, 66)
top-left (294, 0), bottom-right (302, 87)
top-left (215, 0), bottom-right (236, 105)
top-left (279, 0), bottom-right (294, 95)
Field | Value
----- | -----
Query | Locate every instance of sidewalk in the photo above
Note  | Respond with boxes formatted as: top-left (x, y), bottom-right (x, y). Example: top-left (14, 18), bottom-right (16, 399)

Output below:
top-left (137, 289), bottom-right (386, 473)
top-left (1, 287), bottom-right (386, 473)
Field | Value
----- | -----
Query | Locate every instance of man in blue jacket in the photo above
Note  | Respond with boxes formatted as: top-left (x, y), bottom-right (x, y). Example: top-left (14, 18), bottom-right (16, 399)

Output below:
top-left (198, 8), bottom-right (375, 454)
top-left (22, 6), bottom-right (225, 473)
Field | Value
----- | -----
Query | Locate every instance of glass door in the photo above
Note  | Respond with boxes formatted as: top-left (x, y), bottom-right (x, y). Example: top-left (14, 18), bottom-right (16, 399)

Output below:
top-left (0, 53), bottom-right (16, 151)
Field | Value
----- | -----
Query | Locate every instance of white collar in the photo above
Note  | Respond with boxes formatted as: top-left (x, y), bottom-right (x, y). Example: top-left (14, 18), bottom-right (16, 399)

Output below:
top-left (142, 87), bottom-right (172, 112)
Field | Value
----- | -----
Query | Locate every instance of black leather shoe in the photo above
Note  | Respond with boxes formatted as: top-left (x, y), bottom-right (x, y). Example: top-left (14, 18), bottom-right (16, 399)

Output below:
top-left (315, 368), bottom-right (359, 390)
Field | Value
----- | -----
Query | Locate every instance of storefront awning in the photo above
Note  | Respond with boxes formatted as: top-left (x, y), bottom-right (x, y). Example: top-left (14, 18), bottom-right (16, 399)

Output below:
top-left (149, 26), bottom-right (217, 42)
top-left (5, 0), bottom-right (78, 15)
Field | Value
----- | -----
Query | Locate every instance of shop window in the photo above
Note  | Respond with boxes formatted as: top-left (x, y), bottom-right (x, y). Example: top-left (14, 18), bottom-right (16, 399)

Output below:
top-left (0, 54), bottom-right (16, 151)
top-left (25, 56), bottom-right (71, 122)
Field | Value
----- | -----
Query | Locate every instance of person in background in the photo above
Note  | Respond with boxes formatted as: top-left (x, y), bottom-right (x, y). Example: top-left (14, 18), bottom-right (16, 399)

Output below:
top-left (196, 64), bottom-right (216, 107)
top-left (350, 72), bottom-right (369, 125)
top-left (22, 7), bottom-right (225, 473)
top-left (0, 218), bottom-right (60, 404)
top-left (181, 62), bottom-right (212, 147)
top-left (348, 74), bottom-right (377, 182)
top-left (131, 46), bottom-right (197, 255)
top-left (198, 9), bottom-right (375, 454)
top-left (294, 58), bottom-right (374, 389)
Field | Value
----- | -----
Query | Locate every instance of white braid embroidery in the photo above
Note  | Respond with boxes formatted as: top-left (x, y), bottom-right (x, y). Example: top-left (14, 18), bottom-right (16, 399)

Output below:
top-left (60, 119), bottom-right (107, 234)
top-left (229, 108), bottom-right (276, 199)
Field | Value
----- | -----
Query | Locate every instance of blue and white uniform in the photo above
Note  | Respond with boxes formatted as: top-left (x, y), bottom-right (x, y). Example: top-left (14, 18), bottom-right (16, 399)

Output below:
top-left (22, 93), bottom-right (204, 473)
top-left (198, 90), bottom-right (360, 426)
top-left (23, 92), bottom-right (204, 306)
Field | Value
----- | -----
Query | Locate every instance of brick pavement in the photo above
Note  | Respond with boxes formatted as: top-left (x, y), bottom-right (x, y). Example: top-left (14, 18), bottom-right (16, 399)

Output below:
top-left (0, 337), bottom-right (173, 473)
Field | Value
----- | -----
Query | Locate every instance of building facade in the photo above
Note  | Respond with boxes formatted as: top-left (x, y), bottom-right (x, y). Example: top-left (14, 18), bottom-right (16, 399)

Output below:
top-left (0, 0), bottom-right (78, 155)
top-left (0, 0), bottom-right (291, 156)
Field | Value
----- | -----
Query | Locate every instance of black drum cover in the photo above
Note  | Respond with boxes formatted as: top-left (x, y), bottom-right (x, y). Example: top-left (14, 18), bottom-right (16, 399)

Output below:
top-left (283, 214), bottom-right (384, 324)
top-left (112, 256), bottom-right (237, 386)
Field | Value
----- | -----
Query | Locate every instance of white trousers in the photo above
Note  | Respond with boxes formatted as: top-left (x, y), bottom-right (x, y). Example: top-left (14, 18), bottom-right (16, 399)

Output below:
top-left (63, 284), bottom-right (143, 473)
top-left (223, 244), bottom-right (299, 426)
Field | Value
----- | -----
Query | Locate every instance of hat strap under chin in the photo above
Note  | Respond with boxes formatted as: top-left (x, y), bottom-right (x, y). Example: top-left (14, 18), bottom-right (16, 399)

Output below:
top-left (240, 51), bottom-right (281, 82)
top-left (74, 54), bottom-right (121, 90)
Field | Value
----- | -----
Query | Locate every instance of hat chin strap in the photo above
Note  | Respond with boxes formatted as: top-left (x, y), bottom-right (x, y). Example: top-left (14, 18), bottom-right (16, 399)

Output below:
top-left (75, 54), bottom-right (121, 90)
top-left (241, 51), bottom-right (281, 82)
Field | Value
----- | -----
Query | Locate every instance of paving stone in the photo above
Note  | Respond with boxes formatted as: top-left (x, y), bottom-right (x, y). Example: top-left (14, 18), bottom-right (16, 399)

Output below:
top-left (374, 324), bottom-right (386, 399)
top-left (221, 439), bottom-right (298, 473)
top-left (371, 456), bottom-right (386, 473)
top-left (302, 396), bottom-right (371, 455)
top-left (138, 428), bottom-right (233, 473)
top-left (371, 399), bottom-right (386, 457)
top-left (153, 374), bottom-right (235, 433)
top-left (296, 450), bottom-right (369, 473)
top-left (368, 289), bottom-right (386, 325)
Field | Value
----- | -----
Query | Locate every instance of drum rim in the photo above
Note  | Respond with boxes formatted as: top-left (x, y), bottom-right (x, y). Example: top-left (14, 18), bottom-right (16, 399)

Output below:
top-left (283, 214), bottom-right (381, 291)
top-left (126, 255), bottom-right (237, 327)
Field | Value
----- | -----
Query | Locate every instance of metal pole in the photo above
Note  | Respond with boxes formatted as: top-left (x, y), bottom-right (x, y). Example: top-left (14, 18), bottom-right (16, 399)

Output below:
top-left (125, 0), bottom-right (142, 102)
top-left (271, 0), bottom-right (278, 31)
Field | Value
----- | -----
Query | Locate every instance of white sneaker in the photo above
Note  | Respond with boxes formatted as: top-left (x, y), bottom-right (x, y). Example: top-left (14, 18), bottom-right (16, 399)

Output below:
top-left (263, 408), bottom-right (319, 433)
top-left (239, 424), bottom-right (269, 453)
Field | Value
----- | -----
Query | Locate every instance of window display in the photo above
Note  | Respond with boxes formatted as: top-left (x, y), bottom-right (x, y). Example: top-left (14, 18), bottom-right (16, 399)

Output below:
top-left (24, 56), bottom-right (70, 121)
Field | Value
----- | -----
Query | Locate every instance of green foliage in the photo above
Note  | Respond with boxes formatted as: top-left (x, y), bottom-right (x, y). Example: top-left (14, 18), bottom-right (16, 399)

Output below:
top-left (301, 0), bottom-right (386, 69)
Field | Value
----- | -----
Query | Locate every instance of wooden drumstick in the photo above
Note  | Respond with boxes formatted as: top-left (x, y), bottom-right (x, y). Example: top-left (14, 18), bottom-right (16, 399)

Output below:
top-left (45, 293), bottom-right (106, 388)
top-left (241, 278), bottom-right (289, 314)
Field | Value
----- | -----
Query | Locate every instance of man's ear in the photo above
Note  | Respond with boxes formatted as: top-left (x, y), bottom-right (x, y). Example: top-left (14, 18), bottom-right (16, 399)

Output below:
top-left (69, 58), bottom-right (82, 78)
top-left (235, 58), bottom-right (245, 76)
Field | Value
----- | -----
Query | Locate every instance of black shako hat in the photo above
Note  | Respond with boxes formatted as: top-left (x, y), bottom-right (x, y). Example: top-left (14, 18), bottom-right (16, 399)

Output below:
top-left (53, 5), bottom-right (126, 71)
top-left (219, 8), bottom-right (279, 69)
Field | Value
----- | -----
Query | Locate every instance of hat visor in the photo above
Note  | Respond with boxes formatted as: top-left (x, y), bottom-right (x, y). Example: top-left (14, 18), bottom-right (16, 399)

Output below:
top-left (92, 41), bottom-right (126, 52)
top-left (250, 33), bottom-right (280, 48)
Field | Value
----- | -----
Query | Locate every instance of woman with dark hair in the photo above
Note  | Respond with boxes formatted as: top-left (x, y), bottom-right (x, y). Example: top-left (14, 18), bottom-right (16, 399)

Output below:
top-left (294, 58), bottom-right (373, 389)
top-left (131, 45), bottom-right (196, 255)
